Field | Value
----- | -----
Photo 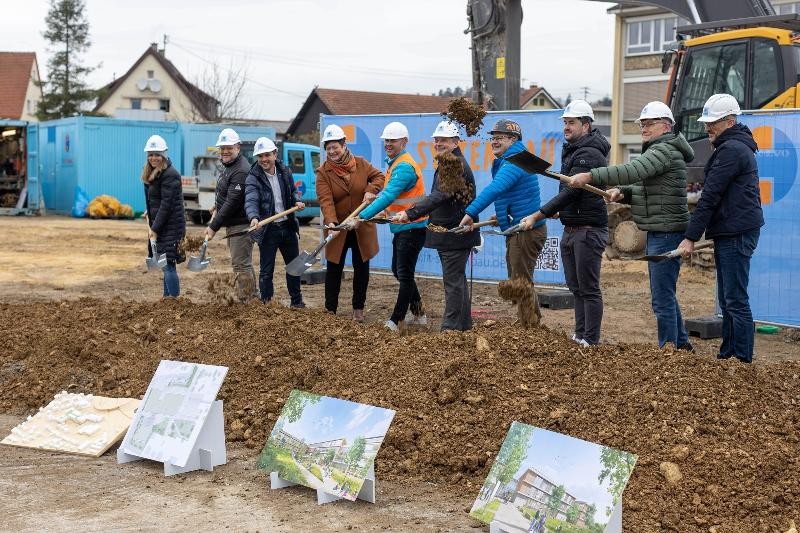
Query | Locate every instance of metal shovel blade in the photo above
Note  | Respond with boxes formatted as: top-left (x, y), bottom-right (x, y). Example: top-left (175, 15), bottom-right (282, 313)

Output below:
top-left (637, 250), bottom-right (680, 262)
top-left (187, 240), bottom-right (211, 272)
top-left (146, 239), bottom-right (167, 271)
top-left (506, 150), bottom-right (552, 174)
top-left (286, 251), bottom-right (318, 277)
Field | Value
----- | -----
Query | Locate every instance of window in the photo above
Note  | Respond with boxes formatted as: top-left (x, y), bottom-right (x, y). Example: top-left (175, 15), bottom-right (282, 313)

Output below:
top-left (147, 70), bottom-right (154, 78)
top-left (288, 150), bottom-right (305, 174)
top-left (626, 16), bottom-right (688, 55)
top-left (776, 1), bottom-right (800, 14)
top-left (310, 151), bottom-right (320, 169)
top-left (752, 39), bottom-right (782, 108)
top-left (159, 99), bottom-right (170, 112)
top-left (131, 98), bottom-right (142, 110)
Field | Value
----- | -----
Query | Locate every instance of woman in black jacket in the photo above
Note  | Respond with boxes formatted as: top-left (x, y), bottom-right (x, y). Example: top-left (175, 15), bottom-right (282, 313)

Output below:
top-left (142, 134), bottom-right (186, 297)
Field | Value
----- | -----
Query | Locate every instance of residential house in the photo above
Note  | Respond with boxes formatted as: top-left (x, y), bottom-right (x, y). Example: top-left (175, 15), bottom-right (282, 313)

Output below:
top-left (286, 88), bottom-right (454, 138)
top-left (0, 52), bottom-right (43, 121)
top-left (519, 84), bottom-right (560, 110)
top-left (94, 43), bottom-right (219, 122)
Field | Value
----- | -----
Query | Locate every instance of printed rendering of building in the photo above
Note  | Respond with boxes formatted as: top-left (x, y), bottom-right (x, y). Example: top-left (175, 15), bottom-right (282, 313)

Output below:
top-left (509, 468), bottom-right (577, 520)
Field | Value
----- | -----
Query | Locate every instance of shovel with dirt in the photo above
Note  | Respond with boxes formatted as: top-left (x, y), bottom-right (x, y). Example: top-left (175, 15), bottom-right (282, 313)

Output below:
top-left (145, 235), bottom-right (167, 271)
top-left (637, 240), bottom-right (714, 262)
top-left (286, 200), bottom-right (369, 277)
top-left (221, 205), bottom-right (303, 240)
top-left (448, 219), bottom-right (498, 234)
top-left (506, 150), bottom-right (614, 201)
top-left (187, 238), bottom-right (211, 272)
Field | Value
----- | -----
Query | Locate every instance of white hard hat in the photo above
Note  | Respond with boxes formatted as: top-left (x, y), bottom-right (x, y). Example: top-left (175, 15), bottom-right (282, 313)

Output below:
top-left (380, 121), bottom-right (409, 140)
top-left (322, 124), bottom-right (347, 143)
top-left (144, 134), bottom-right (167, 153)
top-left (431, 120), bottom-right (460, 138)
top-left (253, 137), bottom-right (278, 156)
top-left (215, 128), bottom-right (241, 146)
top-left (697, 94), bottom-right (742, 123)
top-left (561, 99), bottom-right (595, 121)
top-left (636, 101), bottom-right (674, 124)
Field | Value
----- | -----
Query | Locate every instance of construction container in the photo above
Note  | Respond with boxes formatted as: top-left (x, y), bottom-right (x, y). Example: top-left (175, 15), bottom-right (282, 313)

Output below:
top-left (179, 123), bottom-right (275, 177)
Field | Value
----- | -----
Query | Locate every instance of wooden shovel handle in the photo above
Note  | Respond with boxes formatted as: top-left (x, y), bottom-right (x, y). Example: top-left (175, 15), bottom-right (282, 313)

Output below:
top-left (544, 170), bottom-right (614, 201)
top-left (342, 200), bottom-right (369, 224)
top-left (253, 205), bottom-right (302, 230)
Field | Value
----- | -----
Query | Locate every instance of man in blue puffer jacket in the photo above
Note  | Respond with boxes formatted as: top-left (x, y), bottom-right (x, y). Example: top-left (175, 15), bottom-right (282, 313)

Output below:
top-left (459, 119), bottom-right (547, 321)
top-left (678, 94), bottom-right (764, 363)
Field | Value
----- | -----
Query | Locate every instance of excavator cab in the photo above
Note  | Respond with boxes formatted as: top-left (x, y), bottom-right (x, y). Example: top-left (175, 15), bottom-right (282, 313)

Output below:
top-left (664, 14), bottom-right (800, 181)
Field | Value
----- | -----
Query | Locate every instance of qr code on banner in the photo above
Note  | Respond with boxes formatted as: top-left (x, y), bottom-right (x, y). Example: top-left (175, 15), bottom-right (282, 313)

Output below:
top-left (536, 237), bottom-right (560, 271)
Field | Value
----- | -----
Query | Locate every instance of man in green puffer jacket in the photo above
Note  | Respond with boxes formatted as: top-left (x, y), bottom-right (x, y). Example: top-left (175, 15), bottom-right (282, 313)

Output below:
top-left (570, 101), bottom-right (694, 350)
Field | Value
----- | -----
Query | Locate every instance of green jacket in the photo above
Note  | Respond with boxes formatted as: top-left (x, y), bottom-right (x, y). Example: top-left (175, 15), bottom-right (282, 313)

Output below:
top-left (590, 132), bottom-right (693, 232)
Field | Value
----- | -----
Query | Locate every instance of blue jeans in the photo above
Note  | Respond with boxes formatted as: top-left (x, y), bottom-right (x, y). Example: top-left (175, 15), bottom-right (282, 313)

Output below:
top-left (647, 231), bottom-right (688, 348)
top-left (258, 222), bottom-right (303, 305)
top-left (714, 228), bottom-right (760, 363)
top-left (162, 261), bottom-right (180, 297)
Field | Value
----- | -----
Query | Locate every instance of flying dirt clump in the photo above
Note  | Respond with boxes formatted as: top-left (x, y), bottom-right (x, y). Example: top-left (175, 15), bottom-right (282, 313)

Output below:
top-left (435, 150), bottom-right (474, 206)
top-left (178, 233), bottom-right (206, 256)
top-left (444, 97), bottom-right (486, 137)
top-left (498, 278), bottom-right (540, 327)
top-left (206, 273), bottom-right (238, 305)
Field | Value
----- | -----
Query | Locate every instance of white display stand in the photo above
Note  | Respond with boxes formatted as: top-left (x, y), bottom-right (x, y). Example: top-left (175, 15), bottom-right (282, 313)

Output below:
top-left (488, 499), bottom-right (621, 533)
top-left (117, 400), bottom-right (226, 476)
top-left (270, 464), bottom-right (376, 505)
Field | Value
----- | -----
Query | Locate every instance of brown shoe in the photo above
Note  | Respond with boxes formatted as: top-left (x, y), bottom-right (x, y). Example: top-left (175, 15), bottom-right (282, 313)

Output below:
top-left (353, 309), bottom-right (365, 322)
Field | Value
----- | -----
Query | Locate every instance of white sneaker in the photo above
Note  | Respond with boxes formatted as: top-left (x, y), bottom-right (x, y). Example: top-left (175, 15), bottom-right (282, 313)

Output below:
top-left (405, 311), bottom-right (428, 326)
top-left (577, 339), bottom-right (591, 348)
top-left (571, 334), bottom-right (581, 343)
top-left (384, 319), bottom-right (399, 332)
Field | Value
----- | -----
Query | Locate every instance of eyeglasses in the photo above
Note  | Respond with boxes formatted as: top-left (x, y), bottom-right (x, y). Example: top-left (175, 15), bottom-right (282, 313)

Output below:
top-left (639, 120), bottom-right (667, 130)
top-left (490, 135), bottom-right (513, 142)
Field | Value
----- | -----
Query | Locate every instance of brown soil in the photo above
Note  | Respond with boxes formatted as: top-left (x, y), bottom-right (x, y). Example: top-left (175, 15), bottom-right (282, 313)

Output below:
top-left (498, 278), bottom-right (540, 327)
top-left (435, 150), bottom-right (474, 205)
top-left (2, 216), bottom-right (800, 532)
top-left (179, 232), bottom-right (206, 255)
top-left (444, 97), bottom-right (486, 137)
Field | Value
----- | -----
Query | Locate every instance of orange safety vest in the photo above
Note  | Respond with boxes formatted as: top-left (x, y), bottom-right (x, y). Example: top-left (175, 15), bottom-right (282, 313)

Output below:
top-left (384, 152), bottom-right (428, 221)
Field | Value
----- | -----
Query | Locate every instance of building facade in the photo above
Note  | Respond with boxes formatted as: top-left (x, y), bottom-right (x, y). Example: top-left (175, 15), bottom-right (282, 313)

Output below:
top-left (0, 52), bottom-right (43, 122)
top-left (511, 468), bottom-right (578, 520)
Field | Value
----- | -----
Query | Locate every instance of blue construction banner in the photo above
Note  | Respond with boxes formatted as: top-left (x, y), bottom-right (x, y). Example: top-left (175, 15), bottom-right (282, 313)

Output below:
top-left (739, 112), bottom-right (800, 326)
top-left (320, 110), bottom-right (566, 285)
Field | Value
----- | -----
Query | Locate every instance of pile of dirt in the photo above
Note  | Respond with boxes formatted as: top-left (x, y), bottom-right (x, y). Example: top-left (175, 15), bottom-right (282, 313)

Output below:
top-left (1, 299), bottom-right (799, 531)
top-left (498, 278), bottom-right (540, 327)
top-left (178, 233), bottom-right (206, 256)
top-left (444, 97), bottom-right (486, 137)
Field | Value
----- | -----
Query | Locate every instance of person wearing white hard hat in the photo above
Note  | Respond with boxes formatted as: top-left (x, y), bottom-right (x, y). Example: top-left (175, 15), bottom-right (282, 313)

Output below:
top-left (141, 134), bottom-right (185, 297)
top-left (206, 128), bottom-right (258, 302)
top-left (244, 136), bottom-right (306, 307)
top-left (520, 100), bottom-right (611, 346)
top-left (393, 120), bottom-right (480, 331)
top-left (676, 94), bottom-right (764, 363)
top-left (344, 121), bottom-right (428, 331)
top-left (316, 124), bottom-right (385, 321)
top-left (570, 101), bottom-right (694, 350)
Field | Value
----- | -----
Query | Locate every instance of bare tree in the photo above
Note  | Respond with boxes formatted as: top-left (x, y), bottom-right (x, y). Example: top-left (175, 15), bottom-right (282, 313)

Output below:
top-left (194, 58), bottom-right (252, 120)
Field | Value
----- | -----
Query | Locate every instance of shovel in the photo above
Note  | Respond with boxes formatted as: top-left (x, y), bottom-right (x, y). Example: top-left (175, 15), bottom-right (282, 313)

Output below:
top-left (286, 200), bottom-right (369, 277)
top-left (483, 223), bottom-right (525, 236)
top-left (637, 240), bottom-right (714, 262)
top-left (146, 237), bottom-right (167, 271)
top-left (506, 150), bottom-right (614, 201)
top-left (327, 216), bottom-right (393, 230)
top-left (221, 206), bottom-right (303, 240)
top-left (187, 238), bottom-right (211, 272)
top-left (449, 219), bottom-right (498, 234)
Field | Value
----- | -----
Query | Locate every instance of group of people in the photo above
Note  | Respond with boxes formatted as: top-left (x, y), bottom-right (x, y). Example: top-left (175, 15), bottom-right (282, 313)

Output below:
top-left (141, 92), bottom-right (764, 362)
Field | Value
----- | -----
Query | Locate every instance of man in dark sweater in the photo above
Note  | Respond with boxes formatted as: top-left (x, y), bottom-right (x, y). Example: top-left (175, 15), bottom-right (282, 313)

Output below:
top-left (520, 100), bottom-right (610, 345)
top-left (205, 128), bottom-right (258, 302)
top-left (678, 94), bottom-right (764, 363)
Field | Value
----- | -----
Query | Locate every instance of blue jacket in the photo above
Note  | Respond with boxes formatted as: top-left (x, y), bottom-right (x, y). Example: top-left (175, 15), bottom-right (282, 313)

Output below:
top-left (244, 160), bottom-right (300, 244)
top-left (685, 123), bottom-right (765, 241)
top-left (359, 150), bottom-right (428, 234)
top-left (465, 140), bottom-right (544, 231)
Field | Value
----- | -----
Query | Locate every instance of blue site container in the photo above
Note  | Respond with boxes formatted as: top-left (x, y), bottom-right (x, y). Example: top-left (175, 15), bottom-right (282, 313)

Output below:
top-left (180, 123), bottom-right (275, 176)
top-left (39, 116), bottom-right (182, 214)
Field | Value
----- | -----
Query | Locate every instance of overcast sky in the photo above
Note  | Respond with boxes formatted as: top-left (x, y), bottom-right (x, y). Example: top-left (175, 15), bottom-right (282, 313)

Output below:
top-left (9, 0), bottom-right (616, 120)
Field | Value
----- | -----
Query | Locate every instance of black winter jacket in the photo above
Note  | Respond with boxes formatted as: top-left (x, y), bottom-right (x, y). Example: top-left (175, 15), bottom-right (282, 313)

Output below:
top-left (685, 123), bottom-right (764, 241)
top-left (540, 129), bottom-right (610, 227)
top-left (244, 160), bottom-right (300, 244)
top-left (405, 147), bottom-right (481, 251)
top-left (145, 160), bottom-right (186, 262)
top-left (210, 153), bottom-right (251, 231)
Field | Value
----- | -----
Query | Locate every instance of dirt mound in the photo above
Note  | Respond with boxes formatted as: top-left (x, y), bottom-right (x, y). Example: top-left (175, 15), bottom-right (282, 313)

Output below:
top-left (1, 299), bottom-right (799, 531)
top-left (444, 97), bottom-right (486, 137)
top-left (498, 278), bottom-right (540, 327)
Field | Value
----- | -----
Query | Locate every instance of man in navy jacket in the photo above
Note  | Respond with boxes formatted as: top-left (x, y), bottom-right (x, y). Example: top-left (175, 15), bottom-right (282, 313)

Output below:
top-left (678, 94), bottom-right (764, 363)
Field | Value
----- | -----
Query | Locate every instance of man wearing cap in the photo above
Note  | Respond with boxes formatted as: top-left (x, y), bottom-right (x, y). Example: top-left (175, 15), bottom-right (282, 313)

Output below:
top-left (677, 94), bottom-right (764, 363)
top-left (393, 120), bottom-right (480, 332)
top-left (345, 121), bottom-right (428, 331)
top-left (570, 101), bottom-right (694, 350)
top-left (245, 137), bottom-right (306, 307)
top-left (459, 119), bottom-right (546, 323)
top-left (519, 100), bottom-right (611, 346)
top-left (205, 128), bottom-right (258, 302)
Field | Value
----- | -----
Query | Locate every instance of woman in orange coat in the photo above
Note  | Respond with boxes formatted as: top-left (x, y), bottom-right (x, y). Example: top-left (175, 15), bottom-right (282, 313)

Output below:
top-left (316, 124), bottom-right (385, 321)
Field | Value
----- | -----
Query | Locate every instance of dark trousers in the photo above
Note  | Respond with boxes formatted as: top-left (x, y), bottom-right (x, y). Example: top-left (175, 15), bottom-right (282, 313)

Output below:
top-left (439, 248), bottom-right (472, 331)
top-left (647, 231), bottom-right (689, 348)
top-left (258, 222), bottom-right (303, 305)
top-left (715, 228), bottom-right (760, 363)
top-left (561, 226), bottom-right (607, 344)
top-left (325, 230), bottom-right (370, 313)
top-left (390, 229), bottom-right (426, 324)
